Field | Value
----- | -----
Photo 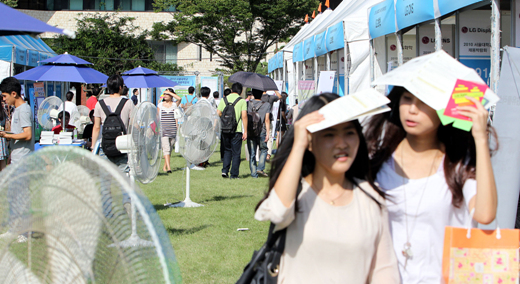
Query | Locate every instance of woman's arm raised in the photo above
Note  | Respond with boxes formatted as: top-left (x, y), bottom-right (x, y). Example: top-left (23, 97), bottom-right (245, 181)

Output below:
top-left (457, 96), bottom-right (498, 224)
top-left (274, 111), bottom-right (323, 208)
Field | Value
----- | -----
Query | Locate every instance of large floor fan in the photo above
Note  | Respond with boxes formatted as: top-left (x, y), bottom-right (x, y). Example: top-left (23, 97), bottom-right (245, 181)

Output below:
top-left (0, 147), bottom-right (182, 283)
top-left (114, 101), bottom-right (161, 247)
top-left (72, 105), bottom-right (91, 134)
top-left (166, 100), bottom-right (220, 208)
top-left (37, 96), bottom-right (63, 130)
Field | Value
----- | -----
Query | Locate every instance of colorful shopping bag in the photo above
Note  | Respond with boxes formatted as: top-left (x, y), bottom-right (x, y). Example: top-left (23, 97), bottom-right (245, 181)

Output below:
top-left (442, 226), bottom-right (520, 283)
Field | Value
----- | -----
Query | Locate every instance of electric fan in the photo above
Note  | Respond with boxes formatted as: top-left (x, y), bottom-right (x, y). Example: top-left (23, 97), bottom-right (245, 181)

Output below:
top-left (165, 99), bottom-right (220, 208)
top-left (72, 105), bottom-right (91, 134)
top-left (113, 101), bottom-right (161, 247)
top-left (37, 96), bottom-right (63, 130)
top-left (0, 147), bottom-right (182, 283)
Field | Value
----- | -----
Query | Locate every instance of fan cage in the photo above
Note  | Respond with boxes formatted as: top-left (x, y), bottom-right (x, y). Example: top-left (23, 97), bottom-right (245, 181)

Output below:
top-left (0, 147), bottom-right (181, 284)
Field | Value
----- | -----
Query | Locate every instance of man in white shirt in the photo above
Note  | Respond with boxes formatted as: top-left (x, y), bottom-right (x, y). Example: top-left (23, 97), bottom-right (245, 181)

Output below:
top-left (58, 91), bottom-right (78, 126)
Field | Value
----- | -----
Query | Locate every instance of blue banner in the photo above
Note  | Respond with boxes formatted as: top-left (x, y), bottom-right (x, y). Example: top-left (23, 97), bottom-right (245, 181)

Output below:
top-left (459, 58), bottom-right (491, 86)
top-left (303, 36), bottom-right (315, 61)
top-left (438, 0), bottom-right (482, 17)
top-left (278, 52), bottom-right (284, 69)
top-left (396, 0), bottom-right (435, 30)
top-left (15, 47), bottom-right (26, 65)
top-left (157, 75), bottom-right (197, 105)
top-left (293, 42), bottom-right (304, 62)
top-left (315, 31), bottom-right (328, 57)
top-left (326, 22), bottom-right (345, 52)
top-left (268, 58), bottom-right (273, 73)
top-left (369, 0), bottom-right (396, 39)
top-left (28, 50), bottom-right (39, 67)
top-left (47, 82), bottom-right (54, 97)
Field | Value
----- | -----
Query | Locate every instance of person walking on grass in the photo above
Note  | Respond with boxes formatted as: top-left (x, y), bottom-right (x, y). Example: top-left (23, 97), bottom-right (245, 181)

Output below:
top-left (158, 88), bottom-right (181, 173)
top-left (217, 82), bottom-right (247, 179)
top-left (255, 93), bottom-right (399, 283)
top-left (246, 88), bottom-right (270, 178)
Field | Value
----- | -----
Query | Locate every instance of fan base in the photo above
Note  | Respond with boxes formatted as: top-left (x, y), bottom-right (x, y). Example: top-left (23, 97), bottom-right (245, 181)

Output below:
top-left (165, 199), bottom-right (204, 208)
top-left (108, 234), bottom-right (154, 248)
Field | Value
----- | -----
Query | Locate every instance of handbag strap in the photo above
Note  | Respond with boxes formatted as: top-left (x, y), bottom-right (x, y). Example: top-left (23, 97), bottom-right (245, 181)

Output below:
top-left (265, 179), bottom-right (303, 251)
top-left (466, 208), bottom-right (502, 240)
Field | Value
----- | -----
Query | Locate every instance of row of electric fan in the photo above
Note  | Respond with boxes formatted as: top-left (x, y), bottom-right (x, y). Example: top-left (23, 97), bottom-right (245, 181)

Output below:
top-left (0, 99), bottom-right (221, 283)
top-left (37, 96), bottom-right (91, 133)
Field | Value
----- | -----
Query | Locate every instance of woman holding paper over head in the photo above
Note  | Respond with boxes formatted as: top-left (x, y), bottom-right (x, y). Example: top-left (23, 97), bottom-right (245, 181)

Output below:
top-left (365, 85), bottom-right (497, 283)
top-left (254, 92), bottom-right (399, 283)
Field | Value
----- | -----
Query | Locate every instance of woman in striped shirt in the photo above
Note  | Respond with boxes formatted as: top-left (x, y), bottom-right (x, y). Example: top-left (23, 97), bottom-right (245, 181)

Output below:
top-left (158, 89), bottom-right (181, 173)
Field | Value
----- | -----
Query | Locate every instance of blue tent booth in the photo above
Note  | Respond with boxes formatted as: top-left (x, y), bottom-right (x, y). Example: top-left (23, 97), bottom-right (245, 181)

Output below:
top-left (0, 35), bottom-right (66, 100)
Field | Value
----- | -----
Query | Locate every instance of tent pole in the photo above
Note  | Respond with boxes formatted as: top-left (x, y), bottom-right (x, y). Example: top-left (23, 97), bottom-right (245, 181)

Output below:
top-left (396, 31), bottom-right (404, 66)
top-left (435, 19), bottom-right (442, 51)
top-left (295, 61), bottom-right (299, 103)
top-left (344, 46), bottom-right (348, 95)
top-left (490, 0), bottom-right (500, 95)
top-left (370, 39), bottom-right (375, 83)
top-left (314, 56), bottom-right (318, 93)
top-left (326, 52), bottom-right (331, 71)
top-left (282, 52), bottom-right (286, 92)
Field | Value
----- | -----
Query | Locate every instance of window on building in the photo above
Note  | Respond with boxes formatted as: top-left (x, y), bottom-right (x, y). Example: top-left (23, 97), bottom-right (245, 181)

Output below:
top-left (149, 41), bottom-right (178, 65)
top-left (17, 0), bottom-right (46, 9)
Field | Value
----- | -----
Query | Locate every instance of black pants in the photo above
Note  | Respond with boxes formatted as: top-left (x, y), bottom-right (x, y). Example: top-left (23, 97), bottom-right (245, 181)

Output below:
top-left (221, 132), bottom-right (242, 178)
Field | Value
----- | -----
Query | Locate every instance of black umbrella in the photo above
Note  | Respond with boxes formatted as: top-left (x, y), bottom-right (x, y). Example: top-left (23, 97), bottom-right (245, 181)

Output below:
top-left (228, 71), bottom-right (278, 91)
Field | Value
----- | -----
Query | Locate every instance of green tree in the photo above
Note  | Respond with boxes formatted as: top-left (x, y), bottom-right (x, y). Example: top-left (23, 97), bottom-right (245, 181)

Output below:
top-left (0, 0), bottom-right (17, 7)
top-left (152, 0), bottom-right (318, 73)
top-left (43, 13), bottom-right (181, 76)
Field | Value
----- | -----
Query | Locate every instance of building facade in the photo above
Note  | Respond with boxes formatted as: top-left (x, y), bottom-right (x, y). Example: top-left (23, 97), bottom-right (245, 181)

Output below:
top-left (17, 0), bottom-right (278, 74)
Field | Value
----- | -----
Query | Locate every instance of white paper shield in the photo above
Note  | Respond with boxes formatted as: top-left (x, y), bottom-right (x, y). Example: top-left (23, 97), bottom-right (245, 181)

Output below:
top-left (371, 50), bottom-right (498, 110)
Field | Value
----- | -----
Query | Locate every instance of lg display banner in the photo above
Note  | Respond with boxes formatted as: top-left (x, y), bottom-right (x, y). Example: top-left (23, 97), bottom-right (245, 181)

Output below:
top-left (418, 24), bottom-right (454, 56)
top-left (459, 10), bottom-right (491, 85)
top-left (305, 59), bottom-right (314, 80)
top-left (317, 71), bottom-right (336, 94)
top-left (386, 35), bottom-right (417, 64)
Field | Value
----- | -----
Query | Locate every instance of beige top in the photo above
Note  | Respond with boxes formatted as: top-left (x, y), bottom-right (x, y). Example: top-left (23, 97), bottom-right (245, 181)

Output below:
top-left (255, 178), bottom-right (400, 284)
top-left (93, 97), bottom-right (135, 130)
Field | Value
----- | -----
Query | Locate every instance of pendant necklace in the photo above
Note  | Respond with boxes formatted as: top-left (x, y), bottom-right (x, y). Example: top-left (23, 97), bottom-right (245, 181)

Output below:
top-left (399, 147), bottom-right (439, 269)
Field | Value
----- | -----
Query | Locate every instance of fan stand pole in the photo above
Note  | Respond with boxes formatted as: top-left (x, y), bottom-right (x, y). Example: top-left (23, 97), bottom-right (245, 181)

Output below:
top-left (167, 162), bottom-right (203, 208)
top-left (108, 172), bottom-right (154, 247)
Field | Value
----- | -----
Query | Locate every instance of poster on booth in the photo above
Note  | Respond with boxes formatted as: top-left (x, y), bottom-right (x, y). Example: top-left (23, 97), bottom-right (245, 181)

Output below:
top-left (317, 71), bottom-right (336, 94)
top-left (33, 82), bottom-right (45, 140)
top-left (266, 80), bottom-right (283, 96)
top-left (387, 34), bottom-right (416, 63)
top-left (201, 76), bottom-right (219, 94)
top-left (418, 24), bottom-right (454, 56)
top-left (459, 10), bottom-right (491, 86)
top-left (305, 59), bottom-right (314, 80)
top-left (156, 76), bottom-right (197, 105)
top-left (298, 80), bottom-right (315, 104)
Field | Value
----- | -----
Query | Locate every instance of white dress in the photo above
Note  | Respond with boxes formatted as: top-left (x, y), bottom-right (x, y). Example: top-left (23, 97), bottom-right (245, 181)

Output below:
top-left (255, 178), bottom-right (400, 284)
top-left (376, 156), bottom-right (476, 284)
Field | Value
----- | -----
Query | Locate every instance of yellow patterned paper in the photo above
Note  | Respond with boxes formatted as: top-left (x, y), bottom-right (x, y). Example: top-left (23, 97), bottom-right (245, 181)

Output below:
top-left (449, 248), bottom-right (519, 283)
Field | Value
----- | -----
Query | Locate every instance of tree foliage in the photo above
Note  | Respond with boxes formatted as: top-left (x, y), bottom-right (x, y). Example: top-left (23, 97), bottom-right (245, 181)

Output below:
top-left (43, 13), bottom-right (181, 76)
top-left (152, 0), bottom-right (318, 73)
top-left (0, 0), bottom-right (17, 7)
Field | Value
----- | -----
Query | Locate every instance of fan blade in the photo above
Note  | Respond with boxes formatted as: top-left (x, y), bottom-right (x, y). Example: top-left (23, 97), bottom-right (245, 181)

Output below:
top-left (42, 162), bottom-right (102, 283)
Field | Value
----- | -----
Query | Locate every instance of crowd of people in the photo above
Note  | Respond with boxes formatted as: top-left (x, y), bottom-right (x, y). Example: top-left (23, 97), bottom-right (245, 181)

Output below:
top-left (0, 67), bottom-right (501, 282)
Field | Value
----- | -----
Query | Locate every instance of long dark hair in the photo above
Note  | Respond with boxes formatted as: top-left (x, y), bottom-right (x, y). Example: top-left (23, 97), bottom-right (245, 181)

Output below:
top-left (365, 87), bottom-right (497, 208)
top-left (0, 99), bottom-right (5, 122)
top-left (257, 93), bottom-right (385, 210)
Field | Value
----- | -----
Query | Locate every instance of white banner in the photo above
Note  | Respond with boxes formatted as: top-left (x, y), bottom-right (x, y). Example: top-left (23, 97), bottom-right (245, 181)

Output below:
top-left (418, 24), bottom-right (454, 56)
top-left (387, 34), bottom-right (416, 63)
top-left (317, 71), bottom-right (336, 94)
top-left (459, 10), bottom-right (491, 57)
top-left (305, 59), bottom-right (314, 80)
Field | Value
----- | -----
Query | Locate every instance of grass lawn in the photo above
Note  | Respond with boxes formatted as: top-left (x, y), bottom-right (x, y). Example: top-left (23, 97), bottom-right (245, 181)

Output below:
top-left (140, 142), bottom-right (271, 284)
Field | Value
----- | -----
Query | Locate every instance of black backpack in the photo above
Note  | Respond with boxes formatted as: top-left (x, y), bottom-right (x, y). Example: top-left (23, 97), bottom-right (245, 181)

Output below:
top-left (248, 101), bottom-right (265, 137)
top-left (99, 98), bottom-right (128, 157)
top-left (220, 96), bottom-right (241, 134)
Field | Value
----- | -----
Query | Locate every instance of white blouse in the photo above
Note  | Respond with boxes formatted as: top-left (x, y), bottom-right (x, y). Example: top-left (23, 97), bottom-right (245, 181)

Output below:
top-left (255, 178), bottom-right (400, 284)
top-left (376, 156), bottom-right (476, 284)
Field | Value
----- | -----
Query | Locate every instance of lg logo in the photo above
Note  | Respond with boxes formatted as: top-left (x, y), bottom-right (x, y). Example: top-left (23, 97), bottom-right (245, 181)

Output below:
top-left (422, 37), bottom-right (429, 44)
top-left (461, 27), bottom-right (468, 33)
top-left (390, 44), bottom-right (396, 51)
